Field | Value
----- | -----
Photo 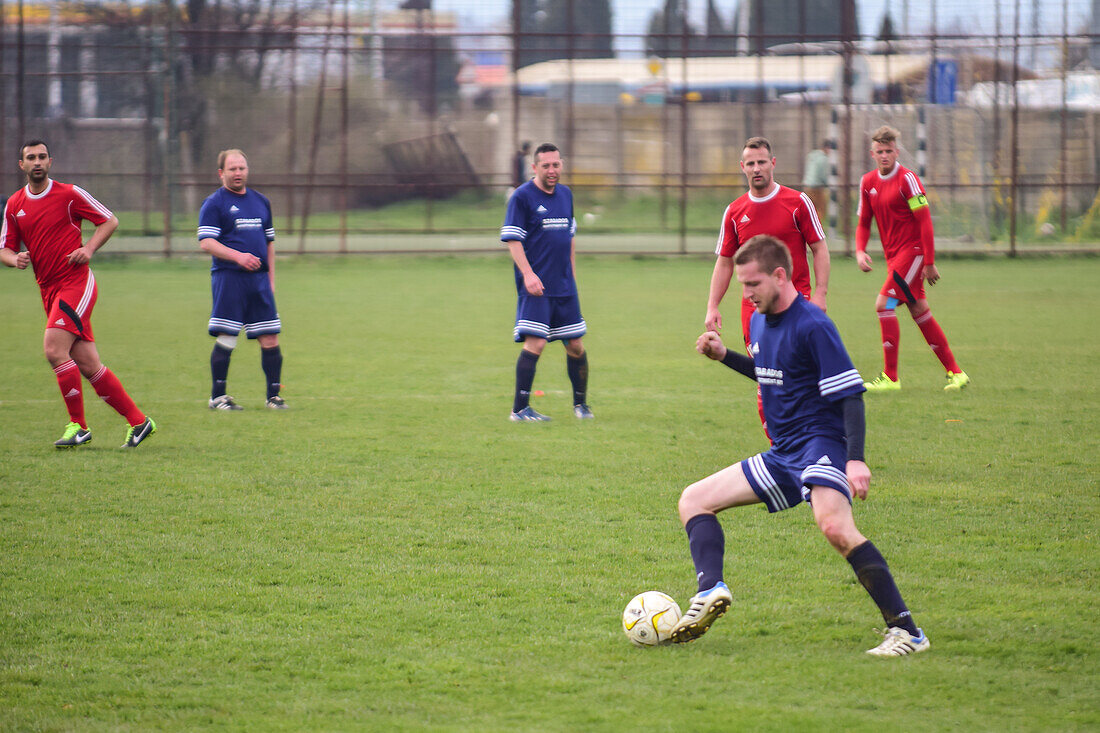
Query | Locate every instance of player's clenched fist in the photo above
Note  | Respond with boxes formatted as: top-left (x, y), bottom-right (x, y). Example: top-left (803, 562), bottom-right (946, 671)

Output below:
top-left (696, 330), bottom-right (727, 361)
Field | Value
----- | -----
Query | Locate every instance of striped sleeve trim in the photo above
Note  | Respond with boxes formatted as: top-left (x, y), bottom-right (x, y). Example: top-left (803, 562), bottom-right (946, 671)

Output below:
top-left (819, 369), bottom-right (864, 396)
top-left (198, 226), bottom-right (221, 240)
top-left (71, 185), bottom-right (114, 220)
top-left (500, 226), bottom-right (527, 242)
top-left (903, 171), bottom-right (924, 199)
top-left (265, 227), bottom-right (276, 241)
top-left (715, 203), bottom-right (735, 255)
top-left (799, 191), bottom-right (827, 242)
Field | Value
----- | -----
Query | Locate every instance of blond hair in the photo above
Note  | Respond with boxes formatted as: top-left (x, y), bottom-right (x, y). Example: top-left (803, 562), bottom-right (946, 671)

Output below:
top-left (870, 126), bottom-right (900, 146)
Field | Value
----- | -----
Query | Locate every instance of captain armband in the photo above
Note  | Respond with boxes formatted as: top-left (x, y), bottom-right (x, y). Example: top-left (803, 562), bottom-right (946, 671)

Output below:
top-left (907, 194), bottom-right (929, 211)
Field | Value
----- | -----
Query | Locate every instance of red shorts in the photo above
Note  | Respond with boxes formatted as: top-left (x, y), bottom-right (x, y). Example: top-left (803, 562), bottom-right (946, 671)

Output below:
top-left (880, 248), bottom-right (926, 304)
top-left (40, 271), bottom-right (97, 341)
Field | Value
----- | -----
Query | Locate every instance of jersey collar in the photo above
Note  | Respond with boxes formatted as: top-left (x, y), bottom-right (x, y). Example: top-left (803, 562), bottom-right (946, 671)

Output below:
top-left (24, 179), bottom-right (54, 199)
top-left (877, 163), bottom-right (900, 180)
top-left (747, 182), bottom-right (780, 203)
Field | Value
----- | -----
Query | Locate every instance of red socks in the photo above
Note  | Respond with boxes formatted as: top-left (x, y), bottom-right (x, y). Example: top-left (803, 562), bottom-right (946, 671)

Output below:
top-left (54, 360), bottom-right (86, 428)
top-left (914, 311), bottom-right (961, 373)
top-left (89, 365), bottom-right (146, 427)
top-left (876, 310), bottom-right (900, 380)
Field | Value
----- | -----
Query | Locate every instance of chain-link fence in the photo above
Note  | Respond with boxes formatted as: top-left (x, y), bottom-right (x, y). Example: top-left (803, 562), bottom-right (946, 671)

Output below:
top-left (2, 0), bottom-right (1098, 255)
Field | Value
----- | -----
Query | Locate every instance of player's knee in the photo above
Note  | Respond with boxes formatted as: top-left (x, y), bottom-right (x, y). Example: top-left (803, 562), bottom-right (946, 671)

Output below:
top-left (678, 482), bottom-right (708, 523)
top-left (215, 333), bottom-right (238, 351)
top-left (817, 517), bottom-right (862, 554)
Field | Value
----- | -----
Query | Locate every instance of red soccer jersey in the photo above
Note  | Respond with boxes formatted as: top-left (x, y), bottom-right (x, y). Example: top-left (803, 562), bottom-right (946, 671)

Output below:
top-left (1, 180), bottom-right (113, 289)
top-left (715, 183), bottom-right (825, 298)
top-left (857, 163), bottom-right (928, 262)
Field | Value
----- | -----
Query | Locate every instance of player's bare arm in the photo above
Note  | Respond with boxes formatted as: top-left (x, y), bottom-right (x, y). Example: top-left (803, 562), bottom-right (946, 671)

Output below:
top-left (200, 237), bottom-right (262, 271)
top-left (505, 240), bottom-right (544, 296)
top-left (268, 241), bottom-right (276, 291)
top-left (68, 215), bottom-right (118, 266)
top-left (808, 239), bottom-right (830, 311)
top-left (0, 247), bottom-right (31, 269)
top-left (705, 256), bottom-right (734, 332)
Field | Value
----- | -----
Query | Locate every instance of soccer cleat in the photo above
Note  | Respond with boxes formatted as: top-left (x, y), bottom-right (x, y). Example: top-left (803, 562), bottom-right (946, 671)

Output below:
top-left (944, 371), bottom-right (970, 392)
top-left (670, 581), bottom-right (733, 644)
top-left (573, 403), bottom-right (594, 419)
top-left (863, 372), bottom-right (901, 393)
top-left (54, 422), bottom-right (91, 448)
top-left (866, 627), bottom-right (930, 657)
top-left (266, 395), bottom-right (288, 409)
top-left (509, 406), bottom-right (551, 422)
top-left (209, 395), bottom-right (243, 411)
top-left (121, 417), bottom-right (157, 449)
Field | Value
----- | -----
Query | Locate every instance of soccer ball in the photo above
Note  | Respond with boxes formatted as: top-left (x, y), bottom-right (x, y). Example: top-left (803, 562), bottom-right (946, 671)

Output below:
top-left (622, 591), bottom-right (682, 647)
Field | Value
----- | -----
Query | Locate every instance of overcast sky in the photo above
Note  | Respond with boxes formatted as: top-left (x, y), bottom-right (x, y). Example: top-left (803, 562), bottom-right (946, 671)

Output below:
top-left (426, 0), bottom-right (1092, 59)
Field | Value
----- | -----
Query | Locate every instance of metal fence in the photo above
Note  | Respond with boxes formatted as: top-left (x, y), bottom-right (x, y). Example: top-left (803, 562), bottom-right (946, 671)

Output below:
top-left (2, 0), bottom-right (1098, 256)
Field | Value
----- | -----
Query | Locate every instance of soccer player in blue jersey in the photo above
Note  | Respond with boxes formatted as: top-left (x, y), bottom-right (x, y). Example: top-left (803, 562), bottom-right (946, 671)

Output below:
top-left (672, 235), bottom-right (929, 656)
top-left (500, 143), bottom-right (592, 421)
top-left (198, 149), bottom-right (286, 410)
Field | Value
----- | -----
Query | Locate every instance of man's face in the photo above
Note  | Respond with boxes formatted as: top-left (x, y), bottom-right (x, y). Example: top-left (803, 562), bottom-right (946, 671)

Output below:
top-left (532, 150), bottom-right (562, 191)
top-left (871, 141), bottom-right (898, 175)
top-left (18, 145), bottom-right (51, 185)
top-left (736, 259), bottom-right (783, 314)
top-left (219, 154), bottom-right (249, 192)
top-left (740, 147), bottom-right (775, 194)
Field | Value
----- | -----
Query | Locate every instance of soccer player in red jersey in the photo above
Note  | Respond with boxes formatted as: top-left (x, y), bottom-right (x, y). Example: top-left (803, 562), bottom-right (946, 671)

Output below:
top-left (707, 137), bottom-right (830, 345)
top-left (0, 140), bottom-right (156, 448)
top-left (706, 137), bottom-right (830, 435)
top-left (855, 126), bottom-right (969, 393)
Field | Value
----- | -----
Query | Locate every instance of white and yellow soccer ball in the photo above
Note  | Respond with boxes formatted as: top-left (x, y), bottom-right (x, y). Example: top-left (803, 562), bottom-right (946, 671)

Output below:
top-left (622, 591), bottom-right (682, 647)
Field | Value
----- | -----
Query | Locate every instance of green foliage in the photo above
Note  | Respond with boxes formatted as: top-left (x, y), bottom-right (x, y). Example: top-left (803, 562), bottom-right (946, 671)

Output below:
top-left (1, 256), bottom-right (1097, 730)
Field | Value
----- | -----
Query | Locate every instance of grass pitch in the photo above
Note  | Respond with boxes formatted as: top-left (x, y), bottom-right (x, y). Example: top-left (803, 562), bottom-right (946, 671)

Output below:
top-left (1, 254), bottom-right (1097, 731)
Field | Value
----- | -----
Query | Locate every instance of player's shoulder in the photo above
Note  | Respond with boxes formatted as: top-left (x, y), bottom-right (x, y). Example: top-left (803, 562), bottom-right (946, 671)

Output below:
top-left (249, 188), bottom-right (272, 207)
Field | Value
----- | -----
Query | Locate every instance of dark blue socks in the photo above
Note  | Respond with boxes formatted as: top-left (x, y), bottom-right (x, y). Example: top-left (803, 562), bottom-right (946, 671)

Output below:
top-left (846, 540), bottom-right (919, 635)
top-left (685, 513), bottom-right (725, 593)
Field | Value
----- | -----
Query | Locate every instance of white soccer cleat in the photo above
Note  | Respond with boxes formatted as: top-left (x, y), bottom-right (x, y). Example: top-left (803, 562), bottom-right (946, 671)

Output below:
top-left (209, 395), bottom-right (243, 411)
top-left (670, 581), bottom-right (732, 643)
top-left (866, 627), bottom-right (930, 657)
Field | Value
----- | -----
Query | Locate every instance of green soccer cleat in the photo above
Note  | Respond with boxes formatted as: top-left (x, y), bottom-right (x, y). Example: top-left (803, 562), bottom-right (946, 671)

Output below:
top-left (54, 422), bottom-right (91, 449)
top-left (121, 417), bottom-right (157, 448)
top-left (944, 371), bottom-right (970, 392)
top-left (864, 372), bottom-right (901, 393)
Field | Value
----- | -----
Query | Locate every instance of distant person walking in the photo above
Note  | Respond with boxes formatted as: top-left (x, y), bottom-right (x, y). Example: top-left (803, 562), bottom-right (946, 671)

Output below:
top-left (803, 140), bottom-right (830, 224)
top-left (855, 126), bottom-right (968, 393)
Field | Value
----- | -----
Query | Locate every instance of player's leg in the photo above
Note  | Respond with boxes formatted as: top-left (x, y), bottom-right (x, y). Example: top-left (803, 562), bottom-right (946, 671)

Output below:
top-left (246, 277), bottom-right (286, 409)
top-left (808, 486), bottom-right (927, 655)
top-left (907, 299), bottom-right (968, 391)
top-left (70, 339), bottom-right (156, 448)
top-left (671, 462), bottom-right (763, 643)
top-left (740, 298), bottom-right (771, 437)
top-left (43, 326), bottom-right (91, 445)
top-left (208, 272), bottom-right (246, 410)
top-left (511, 295), bottom-right (551, 421)
top-left (563, 337), bottom-right (593, 419)
top-left (865, 291), bottom-right (902, 391)
top-left (256, 333), bottom-right (286, 408)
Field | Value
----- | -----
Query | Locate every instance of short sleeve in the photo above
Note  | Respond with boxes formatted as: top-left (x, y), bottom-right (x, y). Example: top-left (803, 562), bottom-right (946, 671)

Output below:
top-left (715, 203), bottom-right (738, 257)
top-left (501, 192), bottom-right (527, 243)
top-left (197, 198), bottom-right (222, 241)
top-left (806, 316), bottom-right (864, 401)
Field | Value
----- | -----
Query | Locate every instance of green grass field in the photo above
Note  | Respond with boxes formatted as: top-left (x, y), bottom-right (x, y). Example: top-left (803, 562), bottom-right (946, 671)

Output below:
top-left (1, 254), bottom-right (1097, 731)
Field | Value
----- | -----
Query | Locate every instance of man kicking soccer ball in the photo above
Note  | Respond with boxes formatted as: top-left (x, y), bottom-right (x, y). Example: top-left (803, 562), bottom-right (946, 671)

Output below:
top-left (671, 234), bottom-right (929, 657)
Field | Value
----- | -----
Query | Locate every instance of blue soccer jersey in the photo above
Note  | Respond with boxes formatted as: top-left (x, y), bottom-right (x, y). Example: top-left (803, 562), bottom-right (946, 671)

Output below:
top-left (747, 297), bottom-right (865, 454)
top-left (500, 180), bottom-right (577, 297)
top-left (197, 188), bottom-right (275, 272)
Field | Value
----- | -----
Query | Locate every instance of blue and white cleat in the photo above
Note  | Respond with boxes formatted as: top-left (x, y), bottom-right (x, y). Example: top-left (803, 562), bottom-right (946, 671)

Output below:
top-left (573, 403), bottom-right (594, 420)
top-left (866, 627), bottom-right (930, 656)
top-left (509, 406), bottom-right (551, 422)
top-left (670, 581), bottom-right (732, 643)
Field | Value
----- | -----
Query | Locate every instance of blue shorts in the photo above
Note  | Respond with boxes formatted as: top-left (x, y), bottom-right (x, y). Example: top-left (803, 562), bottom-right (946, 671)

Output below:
top-left (740, 437), bottom-right (852, 513)
top-left (513, 293), bottom-right (586, 343)
top-left (208, 269), bottom-right (281, 338)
